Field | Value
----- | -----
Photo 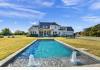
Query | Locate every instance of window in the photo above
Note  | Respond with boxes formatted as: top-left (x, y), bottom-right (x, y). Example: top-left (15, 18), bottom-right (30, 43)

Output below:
top-left (46, 26), bottom-right (48, 28)
top-left (33, 31), bottom-right (34, 34)
top-left (53, 32), bottom-right (57, 34)
top-left (35, 31), bottom-right (36, 34)
top-left (53, 32), bottom-right (55, 35)
top-left (43, 26), bottom-right (48, 29)
top-left (33, 31), bottom-right (36, 34)
top-left (59, 32), bottom-right (60, 35)
top-left (55, 26), bottom-right (56, 29)
top-left (43, 26), bottom-right (45, 28)
top-left (55, 32), bottom-right (57, 34)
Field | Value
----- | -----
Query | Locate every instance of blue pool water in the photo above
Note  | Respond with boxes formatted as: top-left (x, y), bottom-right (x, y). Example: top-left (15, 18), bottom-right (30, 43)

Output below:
top-left (19, 39), bottom-right (73, 58)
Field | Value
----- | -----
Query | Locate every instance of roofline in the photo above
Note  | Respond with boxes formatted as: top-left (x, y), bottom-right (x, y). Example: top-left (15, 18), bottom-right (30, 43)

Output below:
top-left (39, 22), bottom-right (60, 26)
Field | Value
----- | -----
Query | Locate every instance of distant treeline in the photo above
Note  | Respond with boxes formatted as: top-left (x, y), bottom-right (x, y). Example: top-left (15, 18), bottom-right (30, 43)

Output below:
top-left (77, 24), bottom-right (100, 37)
top-left (0, 28), bottom-right (27, 36)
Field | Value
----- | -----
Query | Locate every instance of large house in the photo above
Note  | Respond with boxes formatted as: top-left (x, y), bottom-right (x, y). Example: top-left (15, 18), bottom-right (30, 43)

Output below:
top-left (28, 22), bottom-right (74, 37)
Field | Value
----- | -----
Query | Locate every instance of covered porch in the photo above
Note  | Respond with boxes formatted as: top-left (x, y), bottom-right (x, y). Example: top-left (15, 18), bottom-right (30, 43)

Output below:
top-left (39, 29), bottom-right (52, 37)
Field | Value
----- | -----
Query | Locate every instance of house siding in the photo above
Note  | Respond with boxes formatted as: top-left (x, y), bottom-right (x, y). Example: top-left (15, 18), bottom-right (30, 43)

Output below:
top-left (28, 22), bottom-right (74, 37)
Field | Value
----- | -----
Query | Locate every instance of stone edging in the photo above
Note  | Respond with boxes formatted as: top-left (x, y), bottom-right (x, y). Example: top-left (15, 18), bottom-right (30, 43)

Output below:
top-left (55, 39), bottom-right (100, 62)
top-left (0, 40), bottom-right (37, 67)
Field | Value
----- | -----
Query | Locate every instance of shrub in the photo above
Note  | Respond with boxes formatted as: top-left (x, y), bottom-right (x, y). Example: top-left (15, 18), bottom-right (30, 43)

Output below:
top-left (0, 35), bottom-right (4, 38)
top-left (8, 36), bottom-right (10, 38)
top-left (52, 34), bottom-right (59, 37)
top-left (14, 30), bottom-right (26, 35)
top-left (26, 34), bottom-right (38, 37)
top-left (12, 35), bottom-right (15, 38)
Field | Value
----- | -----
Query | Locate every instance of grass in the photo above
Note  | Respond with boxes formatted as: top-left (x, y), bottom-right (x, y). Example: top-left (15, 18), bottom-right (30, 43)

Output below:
top-left (56, 37), bottom-right (100, 57)
top-left (0, 36), bottom-right (36, 60)
top-left (77, 36), bottom-right (100, 41)
top-left (0, 36), bottom-right (100, 60)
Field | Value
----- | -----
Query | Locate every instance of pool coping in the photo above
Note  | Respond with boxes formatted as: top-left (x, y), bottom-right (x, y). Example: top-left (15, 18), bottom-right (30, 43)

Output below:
top-left (0, 40), bottom-right (37, 67)
top-left (55, 39), bottom-right (100, 63)
top-left (0, 39), bottom-right (100, 67)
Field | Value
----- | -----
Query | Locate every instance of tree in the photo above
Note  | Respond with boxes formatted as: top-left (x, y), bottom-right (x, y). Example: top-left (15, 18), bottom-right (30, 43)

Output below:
top-left (14, 30), bottom-right (26, 35)
top-left (81, 24), bottom-right (100, 37)
top-left (96, 30), bottom-right (100, 37)
top-left (84, 27), bottom-right (92, 36)
top-left (1, 28), bottom-right (12, 36)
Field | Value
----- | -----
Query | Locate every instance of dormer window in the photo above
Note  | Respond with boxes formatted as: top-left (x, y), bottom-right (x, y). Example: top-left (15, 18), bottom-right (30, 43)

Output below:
top-left (43, 26), bottom-right (48, 29)
top-left (46, 26), bottom-right (48, 28)
top-left (43, 26), bottom-right (45, 28)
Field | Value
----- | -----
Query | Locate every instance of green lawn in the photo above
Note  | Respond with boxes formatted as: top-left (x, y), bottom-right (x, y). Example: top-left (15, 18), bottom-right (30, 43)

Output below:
top-left (56, 37), bottom-right (100, 57)
top-left (0, 36), bottom-right (36, 60)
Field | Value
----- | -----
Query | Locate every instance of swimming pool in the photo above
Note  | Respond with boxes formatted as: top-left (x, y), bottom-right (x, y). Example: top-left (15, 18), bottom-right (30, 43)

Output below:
top-left (5, 39), bottom-right (99, 67)
top-left (19, 39), bottom-right (73, 58)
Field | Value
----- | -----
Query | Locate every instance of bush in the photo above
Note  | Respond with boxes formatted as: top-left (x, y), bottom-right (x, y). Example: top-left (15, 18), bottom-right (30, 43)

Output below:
top-left (12, 35), bottom-right (15, 38)
top-left (8, 36), bottom-right (10, 38)
top-left (52, 34), bottom-right (59, 37)
top-left (7, 35), bottom-right (15, 38)
top-left (26, 34), bottom-right (38, 37)
top-left (14, 30), bottom-right (26, 35)
top-left (0, 35), bottom-right (4, 38)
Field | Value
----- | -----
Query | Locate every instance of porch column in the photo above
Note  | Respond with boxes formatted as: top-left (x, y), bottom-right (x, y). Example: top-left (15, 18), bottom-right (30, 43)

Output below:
top-left (46, 31), bottom-right (47, 36)
top-left (43, 31), bottom-right (44, 37)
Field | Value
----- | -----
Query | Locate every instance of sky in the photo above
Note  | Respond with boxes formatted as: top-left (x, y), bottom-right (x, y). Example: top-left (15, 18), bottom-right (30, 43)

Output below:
top-left (0, 0), bottom-right (100, 32)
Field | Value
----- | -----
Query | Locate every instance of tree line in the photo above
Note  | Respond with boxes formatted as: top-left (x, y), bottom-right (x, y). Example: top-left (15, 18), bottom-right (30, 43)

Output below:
top-left (76, 24), bottom-right (100, 37)
top-left (0, 28), bottom-right (27, 36)
top-left (0, 24), bottom-right (100, 37)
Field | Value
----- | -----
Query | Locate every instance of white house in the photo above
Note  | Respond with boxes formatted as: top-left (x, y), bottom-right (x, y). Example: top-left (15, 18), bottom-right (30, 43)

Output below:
top-left (28, 22), bottom-right (74, 37)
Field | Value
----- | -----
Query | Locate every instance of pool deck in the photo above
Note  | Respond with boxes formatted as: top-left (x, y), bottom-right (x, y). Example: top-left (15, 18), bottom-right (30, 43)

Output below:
top-left (55, 39), bottom-right (100, 62)
top-left (6, 52), bottom-right (99, 67)
top-left (83, 64), bottom-right (100, 67)
top-left (0, 39), bottom-right (100, 67)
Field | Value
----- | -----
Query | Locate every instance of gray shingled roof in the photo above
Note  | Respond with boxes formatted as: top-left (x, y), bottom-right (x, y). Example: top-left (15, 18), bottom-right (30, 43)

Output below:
top-left (67, 27), bottom-right (74, 31)
top-left (39, 22), bottom-right (59, 28)
top-left (39, 22), bottom-right (59, 25)
top-left (59, 26), bottom-right (74, 31)
top-left (28, 22), bottom-right (74, 31)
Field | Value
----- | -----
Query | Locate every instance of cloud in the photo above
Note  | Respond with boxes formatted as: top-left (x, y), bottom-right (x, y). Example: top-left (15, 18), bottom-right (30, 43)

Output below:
top-left (4, 0), bottom-right (55, 8)
top-left (34, 0), bottom-right (54, 7)
top-left (0, 2), bottom-right (45, 14)
top-left (62, 0), bottom-right (83, 6)
top-left (0, 2), bottom-right (46, 19)
top-left (0, 10), bottom-right (44, 19)
top-left (90, 2), bottom-right (100, 10)
top-left (81, 16), bottom-right (100, 23)
top-left (0, 2), bottom-right (14, 7)
top-left (42, 1), bottom-right (54, 7)
top-left (31, 22), bottom-right (38, 25)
